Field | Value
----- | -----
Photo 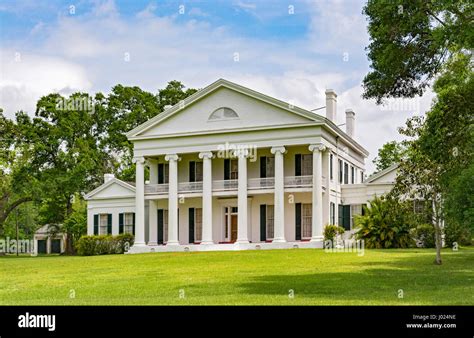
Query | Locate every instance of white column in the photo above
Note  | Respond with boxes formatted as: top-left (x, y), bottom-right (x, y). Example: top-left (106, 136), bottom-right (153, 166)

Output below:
top-left (199, 151), bottom-right (214, 244)
top-left (148, 200), bottom-right (158, 246)
top-left (134, 156), bottom-right (146, 245)
top-left (236, 150), bottom-right (249, 244)
top-left (147, 159), bottom-right (158, 246)
top-left (165, 154), bottom-right (180, 245)
top-left (309, 144), bottom-right (326, 241)
top-left (271, 146), bottom-right (286, 243)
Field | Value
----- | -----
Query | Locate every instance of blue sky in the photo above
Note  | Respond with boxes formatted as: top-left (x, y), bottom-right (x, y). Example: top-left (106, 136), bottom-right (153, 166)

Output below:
top-left (0, 0), bottom-right (434, 173)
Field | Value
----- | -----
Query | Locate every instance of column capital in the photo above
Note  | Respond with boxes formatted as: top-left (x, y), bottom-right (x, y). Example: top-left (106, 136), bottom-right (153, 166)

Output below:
top-left (133, 156), bottom-right (146, 165)
top-left (198, 151), bottom-right (214, 160)
top-left (270, 146), bottom-right (286, 155)
top-left (309, 143), bottom-right (327, 153)
top-left (165, 154), bottom-right (180, 162)
top-left (146, 158), bottom-right (158, 166)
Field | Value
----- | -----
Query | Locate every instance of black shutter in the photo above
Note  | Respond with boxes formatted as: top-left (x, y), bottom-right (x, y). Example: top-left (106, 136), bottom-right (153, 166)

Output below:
top-left (224, 159), bottom-right (230, 180)
top-left (157, 209), bottom-right (164, 244)
top-left (338, 204), bottom-right (343, 226)
top-left (295, 203), bottom-right (302, 240)
top-left (132, 213), bottom-right (136, 235)
top-left (361, 204), bottom-right (366, 216)
top-left (93, 214), bottom-right (99, 235)
top-left (260, 204), bottom-right (267, 241)
top-left (295, 154), bottom-right (302, 176)
top-left (260, 156), bottom-right (266, 178)
top-left (107, 214), bottom-right (112, 235)
top-left (330, 154), bottom-right (333, 180)
top-left (158, 163), bottom-right (164, 184)
top-left (188, 208), bottom-right (195, 243)
top-left (119, 213), bottom-right (124, 234)
top-left (343, 205), bottom-right (351, 230)
top-left (189, 161), bottom-right (196, 182)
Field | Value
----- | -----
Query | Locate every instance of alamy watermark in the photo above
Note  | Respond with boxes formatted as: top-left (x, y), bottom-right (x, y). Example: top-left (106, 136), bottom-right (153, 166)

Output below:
top-left (324, 239), bottom-right (365, 256)
top-left (0, 237), bottom-right (34, 255)
top-left (216, 142), bottom-right (258, 162)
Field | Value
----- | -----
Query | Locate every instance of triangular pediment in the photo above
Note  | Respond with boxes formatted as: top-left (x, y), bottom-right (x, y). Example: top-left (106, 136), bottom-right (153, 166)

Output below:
top-left (85, 179), bottom-right (135, 200)
top-left (127, 79), bottom-right (321, 139)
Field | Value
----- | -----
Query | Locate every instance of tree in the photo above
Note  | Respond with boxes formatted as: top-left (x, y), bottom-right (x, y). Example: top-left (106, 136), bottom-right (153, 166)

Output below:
top-left (363, 0), bottom-right (473, 103)
top-left (372, 141), bottom-right (406, 172)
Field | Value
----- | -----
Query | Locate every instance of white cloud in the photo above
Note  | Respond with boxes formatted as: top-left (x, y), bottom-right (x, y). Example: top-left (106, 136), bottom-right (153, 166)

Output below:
top-left (0, 0), bottom-right (436, 174)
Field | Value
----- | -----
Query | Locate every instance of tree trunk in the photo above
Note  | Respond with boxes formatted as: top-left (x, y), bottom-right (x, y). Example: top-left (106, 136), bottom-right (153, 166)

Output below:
top-left (433, 200), bottom-right (442, 265)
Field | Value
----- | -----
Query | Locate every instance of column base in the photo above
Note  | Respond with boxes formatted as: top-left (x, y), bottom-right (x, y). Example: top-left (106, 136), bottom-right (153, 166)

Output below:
top-left (166, 241), bottom-right (180, 246)
top-left (235, 239), bottom-right (249, 244)
top-left (133, 242), bottom-right (147, 246)
top-left (310, 236), bottom-right (324, 242)
top-left (147, 242), bottom-right (158, 246)
top-left (272, 238), bottom-right (287, 243)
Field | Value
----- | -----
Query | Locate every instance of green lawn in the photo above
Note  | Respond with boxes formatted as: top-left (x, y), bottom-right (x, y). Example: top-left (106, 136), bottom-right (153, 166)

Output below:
top-left (0, 248), bottom-right (473, 305)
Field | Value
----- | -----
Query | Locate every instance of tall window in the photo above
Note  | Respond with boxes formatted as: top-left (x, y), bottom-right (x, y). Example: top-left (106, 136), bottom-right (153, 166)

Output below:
top-left (189, 161), bottom-right (203, 182)
top-left (302, 204), bottom-right (312, 238)
top-left (158, 163), bottom-right (169, 184)
top-left (338, 159), bottom-right (343, 183)
top-left (350, 205), bottom-right (363, 229)
top-left (163, 210), bottom-right (169, 243)
top-left (302, 154), bottom-right (312, 175)
top-left (330, 202), bottom-right (335, 225)
top-left (266, 205), bottom-right (274, 239)
top-left (195, 208), bottom-right (203, 242)
top-left (124, 213), bottom-right (134, 234)
top-left (344, 162), bottom-right (349, 184)
top-left (260, 156), bottom-right (275, 178)
top-left (330, 153), bottom-right (333, 180)
top-left (99, 214), bottom-right (108, 235)
top-left (224, 159), bottom-right (238, 180)
top-left (351, 166), bottom-right (355, 184)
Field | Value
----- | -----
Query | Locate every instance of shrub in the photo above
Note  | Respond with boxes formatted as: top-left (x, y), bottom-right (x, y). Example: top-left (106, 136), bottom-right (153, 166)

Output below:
top-left (354, 196), bottom-right (414, 248)
top-left (75, 234), bottom-right (134, 256)
top-left (323, 224), bottom-right (345, 244)
top-left (444, 222), bottom-right (472, 247)
top-left (412, 223), bottom-right (436, 248)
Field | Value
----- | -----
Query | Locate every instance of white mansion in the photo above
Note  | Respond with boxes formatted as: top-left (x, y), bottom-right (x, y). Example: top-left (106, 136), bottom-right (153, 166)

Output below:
top-left (85, 79), bottom-right (395, 253)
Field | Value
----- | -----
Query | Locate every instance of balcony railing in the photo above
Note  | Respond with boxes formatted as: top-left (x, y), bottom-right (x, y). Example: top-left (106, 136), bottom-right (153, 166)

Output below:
top-left (212, 179), bottom-right (238, 191)
top-left (248, 177), bottom-right (275, 189)
top-left (145, 183), bottom-right (169, 194)
top-left (145, 175), bottom-right (325, 194)
top-left (284, 175), bottom-right (313, 187)
top-left (179, 181), bottom-right (203, 193)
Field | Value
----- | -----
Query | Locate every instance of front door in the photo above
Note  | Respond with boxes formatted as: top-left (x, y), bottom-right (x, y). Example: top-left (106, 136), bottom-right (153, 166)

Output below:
top-left (230, 215), bottom-right (238, 242)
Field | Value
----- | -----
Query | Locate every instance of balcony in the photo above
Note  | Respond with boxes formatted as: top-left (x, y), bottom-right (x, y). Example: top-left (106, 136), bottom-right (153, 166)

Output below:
top-left (145, 175), bottom-right (325, 195)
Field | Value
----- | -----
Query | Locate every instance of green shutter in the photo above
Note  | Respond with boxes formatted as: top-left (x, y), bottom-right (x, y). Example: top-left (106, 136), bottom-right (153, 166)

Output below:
top-left (224, 159), bottom-right (230, 180)
top-left (158, 163), bottom-right (164, 184)
top-left (188, 208), bottom-right (195, 243)
top-left (338, 204), bottom-right (343, 226)
top-left (343, 205), bottom-right (351, 230)
top-left (295, 154), bottom-right (302, 176)
top-left (93, 214), bottom-right (99, 235)
top-left (260, 156), bottom-right (267, 178)
top-left (295, 203), bottom-right (302, 240)
top-left (119, 213), bottom-right (124, 234)
top-left (189, 161), bottom-right (196, 182)
top-left (107, 214), bottom-right (112, 235)
top-left (158, 209), bottom-right (164, 244)
top-left (260, 204), bottom-right (267, 241)
top-left (330, 154), bottom-right (333, 180)
top-left (132, 213), bottom-right (136, 235)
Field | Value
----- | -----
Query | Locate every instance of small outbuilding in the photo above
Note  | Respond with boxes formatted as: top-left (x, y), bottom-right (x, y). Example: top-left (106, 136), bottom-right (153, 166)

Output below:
top-left (33, 224), bottom-right (66, 254)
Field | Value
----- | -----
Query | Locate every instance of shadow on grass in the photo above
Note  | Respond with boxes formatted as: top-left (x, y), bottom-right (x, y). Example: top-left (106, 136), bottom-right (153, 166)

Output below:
top-left (236, 250), bottom-right (474, 304)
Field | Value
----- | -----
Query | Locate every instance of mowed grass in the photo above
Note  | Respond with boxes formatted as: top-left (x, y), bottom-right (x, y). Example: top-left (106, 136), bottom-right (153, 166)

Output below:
top-left (0, 248), bottom-right (473, 305)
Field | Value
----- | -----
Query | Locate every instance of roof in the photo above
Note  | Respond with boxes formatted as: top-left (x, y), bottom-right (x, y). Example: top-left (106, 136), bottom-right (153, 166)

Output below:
top-left (366, 163), bottom-right (399, 183)
top-left (126, 78), bottom-right (369, 157)
top-left (84, 178), bottom-right (136, 200)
